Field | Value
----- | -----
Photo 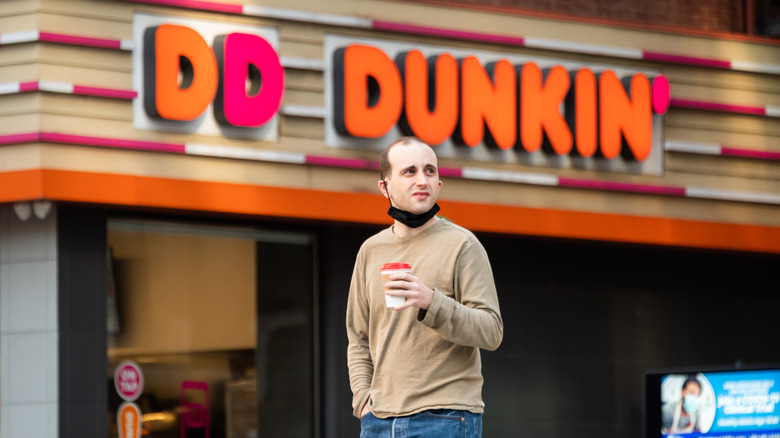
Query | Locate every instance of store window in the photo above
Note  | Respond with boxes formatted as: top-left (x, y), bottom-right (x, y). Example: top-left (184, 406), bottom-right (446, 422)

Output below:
top-left (106, 219), bottom-right (315, 437)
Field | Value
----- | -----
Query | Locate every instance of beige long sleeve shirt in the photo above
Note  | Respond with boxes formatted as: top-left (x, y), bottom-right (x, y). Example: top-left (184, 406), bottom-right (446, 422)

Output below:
top-left (345, 219), bottom-right (503, 419)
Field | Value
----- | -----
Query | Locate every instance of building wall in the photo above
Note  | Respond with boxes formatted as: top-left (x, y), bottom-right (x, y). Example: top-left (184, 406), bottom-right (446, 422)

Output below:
top-left (0, 0), bottom-right (778, 254)
top-left (399, 0), bottom-right (746, 33)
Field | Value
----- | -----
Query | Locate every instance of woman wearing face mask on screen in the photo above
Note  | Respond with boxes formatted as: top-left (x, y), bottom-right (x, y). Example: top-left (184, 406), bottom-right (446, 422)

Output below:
top-left (662, 377), bottom-right (703, 434)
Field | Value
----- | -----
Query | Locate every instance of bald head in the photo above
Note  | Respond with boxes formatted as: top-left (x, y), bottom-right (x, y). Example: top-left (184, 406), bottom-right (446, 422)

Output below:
top-left (379, 137), bottom-right (434, 181)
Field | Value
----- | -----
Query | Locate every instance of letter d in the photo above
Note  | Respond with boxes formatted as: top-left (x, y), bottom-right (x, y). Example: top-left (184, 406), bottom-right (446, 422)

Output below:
top-left (333, 44), bottom-right (402, 138)
top-left (143, 24), bottom-right (218, 121)
top-left (213, 33), bottom-right (284, 127)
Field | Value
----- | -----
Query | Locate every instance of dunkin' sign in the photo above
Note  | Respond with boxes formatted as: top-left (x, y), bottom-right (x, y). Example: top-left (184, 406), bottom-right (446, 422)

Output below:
top-left (326, 36), bottom-right (669, 174)
top-left (131, 14), bottom-right (668, 174)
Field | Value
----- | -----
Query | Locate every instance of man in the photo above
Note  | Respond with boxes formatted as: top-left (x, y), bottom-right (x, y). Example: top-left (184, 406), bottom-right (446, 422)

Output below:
top-left (345, 136), bottom-right (503, 437)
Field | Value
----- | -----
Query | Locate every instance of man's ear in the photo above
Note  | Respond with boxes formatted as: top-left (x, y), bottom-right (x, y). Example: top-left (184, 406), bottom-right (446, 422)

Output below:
top-left (378, 180), bottom-right (389, 198)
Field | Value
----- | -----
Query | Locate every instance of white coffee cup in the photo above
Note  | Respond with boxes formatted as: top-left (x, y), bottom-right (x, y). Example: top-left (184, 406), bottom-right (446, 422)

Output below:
top-left (380, 263), bottom-right (411, 308)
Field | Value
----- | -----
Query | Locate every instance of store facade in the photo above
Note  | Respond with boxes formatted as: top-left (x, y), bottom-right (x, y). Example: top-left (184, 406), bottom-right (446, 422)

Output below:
top-left (1, 0), bottom-right (779, 437)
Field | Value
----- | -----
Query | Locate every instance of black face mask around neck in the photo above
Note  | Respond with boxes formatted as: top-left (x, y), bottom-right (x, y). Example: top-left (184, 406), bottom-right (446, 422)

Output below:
top-left (382, 179), bottom-right (440, 228)
top-left (388, 204), bottom-right (440, 228)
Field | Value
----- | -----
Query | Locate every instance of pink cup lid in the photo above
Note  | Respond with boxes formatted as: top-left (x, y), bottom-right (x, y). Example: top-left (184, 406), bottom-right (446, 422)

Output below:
top-left (380, 263), bottom-right (411, 271)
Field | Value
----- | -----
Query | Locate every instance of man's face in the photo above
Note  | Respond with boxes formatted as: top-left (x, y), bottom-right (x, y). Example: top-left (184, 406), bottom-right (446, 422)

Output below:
top-left (381, 140), bottom-right (442, 215)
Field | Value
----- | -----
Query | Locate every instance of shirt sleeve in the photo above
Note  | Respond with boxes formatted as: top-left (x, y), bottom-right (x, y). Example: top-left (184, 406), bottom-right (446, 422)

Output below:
top-left (417, 237), bottom-right (503, 351)
top-left (345, 249), bottom-right (374, 418)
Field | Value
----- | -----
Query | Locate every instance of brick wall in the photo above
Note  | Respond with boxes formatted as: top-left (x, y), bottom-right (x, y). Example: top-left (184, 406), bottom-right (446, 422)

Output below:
top-left (410, 0), bottom-right (744, 33)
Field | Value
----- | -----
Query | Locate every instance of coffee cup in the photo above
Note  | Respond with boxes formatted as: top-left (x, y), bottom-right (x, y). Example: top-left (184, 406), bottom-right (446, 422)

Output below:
top-left (380, 263), bottom-right (411, 308)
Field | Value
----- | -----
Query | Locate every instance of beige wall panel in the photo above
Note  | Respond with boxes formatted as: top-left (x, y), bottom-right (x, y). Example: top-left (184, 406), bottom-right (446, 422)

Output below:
top-left (284, 69), bottom-right (324, 93)
top-left (279, 39), bottom-right (326, 60)
top-left (0, 63), bottom-right (40, 82)
top-left (39, 0), bottom-right (134, 23)
top-left (40, 113), bottom-right (152, 140)
top-left (670, 81), bottom-right (780, 107)
top-left (543, 25), bottom-right (775, 62)
top-left (274, 136), bottom-right (331, 154)
top-left (665, 126), bottom-right (779, 150)
top-left (661, 169), bottom-right (780, 193)
top-left (275, 136), bottom-right (385, 159)
top-left (37, 13), bottom-right (131, 40)
top-left (314, 146), bottom-right (378, 163)
top-left (38, 62), bottom-right (131, 87)
top-left (0, 44), bottom-right (39, 67)
top-left (280, 22), bottom-right (324, 44)
top-left (0, 1), bottom-right (37, 15)
top-left (308, 166), bottom-right (379, 196)
top-left (0, 94), bottom-right (40, 117)
top-left (665, 153), bottom-right (779, 181)
top-left (664, 67), bottom-right (780, 96)
top-left (351, 25), bottom-right (541, 55)
top-left (282, 88), bottom-right (323, 107)
top-left (39, 45), bottom-right (132, 73)
top-left (0, 114), bottom-right (40, 134)
top-left (39, 93), bottom-right (131, 121)
top-left (666, 111), bottom-right (780, 138)
top-left (0, 13), bottom-right (37, 31)
top-left (107, 230), bottom-right (257, 355)
top-left (279, 115), bottom-right (324, 140)
top-left (0, 145), bottom-right (43, 172)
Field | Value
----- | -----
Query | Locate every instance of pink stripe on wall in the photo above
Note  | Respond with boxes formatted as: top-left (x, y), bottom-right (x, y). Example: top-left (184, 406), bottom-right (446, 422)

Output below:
top-left (558, 178), bottom-right (687, 196)
top-left (305, 155), bottom-right (378, 170)
top-left (19, 81), bottom-right (39, 92)
top-left (39, 133), bottom-right (186, 153)
top-left (670, 98), bottom-right (766, 116)
top-left (123, 0), bottom-right (244, 14)
top-left (438, 167), bottom-right (465, 178)
top-left (721, 147), bottom-right (780, 161)
top-left (0, 133), bottom-right (41, 144)
top-left (373, 20), bottom-right (525, 46)
top-left (72, 85), bottom-right (137, 100)
top-left (642, 51), bottom-right (732, 69)
top-left (38, 32), bottom-right (122, 49)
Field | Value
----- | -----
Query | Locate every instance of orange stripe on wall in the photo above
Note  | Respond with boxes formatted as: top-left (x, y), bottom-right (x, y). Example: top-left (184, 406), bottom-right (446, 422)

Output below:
top-left (0, 169), bottom-right (44, 202)
top-left (443, 202), bottom-right (779, 254)
top-left (34, 168), bottom-right (390, 224)
top-left (1, 169), bottom-right (779, 254)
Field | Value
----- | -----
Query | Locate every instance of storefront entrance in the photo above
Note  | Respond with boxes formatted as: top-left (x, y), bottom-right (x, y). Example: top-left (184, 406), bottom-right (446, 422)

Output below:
top-left (106, 219), bottom-right (315, 438)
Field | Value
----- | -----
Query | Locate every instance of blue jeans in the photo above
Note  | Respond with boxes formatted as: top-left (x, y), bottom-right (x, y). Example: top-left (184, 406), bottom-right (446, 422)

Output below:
top-left (360, 409), bottom-right (482, 438)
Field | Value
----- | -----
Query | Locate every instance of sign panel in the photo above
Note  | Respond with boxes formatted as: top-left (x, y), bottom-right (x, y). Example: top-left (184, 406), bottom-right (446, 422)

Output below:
top-left (118, 402), bottom-right (142, 438)
top-left (325, 35), bottom-right (669, 175)
top-left (646, 367), bottom-right (780, 438)
top-left (133, 13), bottom-right (282, 141)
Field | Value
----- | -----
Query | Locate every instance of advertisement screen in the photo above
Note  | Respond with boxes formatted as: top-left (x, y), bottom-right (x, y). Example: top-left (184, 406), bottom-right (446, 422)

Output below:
top-left (645, 367), bottom-right (780, 438)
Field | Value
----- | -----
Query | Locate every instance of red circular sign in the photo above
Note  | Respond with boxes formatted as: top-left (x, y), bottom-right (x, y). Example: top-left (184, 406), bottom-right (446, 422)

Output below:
top-left (114, 360), bottom-right (144, 402)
